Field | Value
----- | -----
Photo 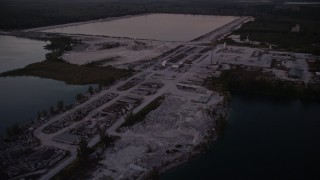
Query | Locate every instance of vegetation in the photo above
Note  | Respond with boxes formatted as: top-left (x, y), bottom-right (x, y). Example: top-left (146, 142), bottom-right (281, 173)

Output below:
top-left (85, 57), bottom-right (119, 67)
top-left (54, 133), bottom-right (118, 180)
top-left (77, 139), bottom-right (92, 161)
top-left (234, 6), bottom-right (320, 54)
top-left (212, 68), bottom-right (320, 101)
top-left (76, 93), bottom-right (85, 102)
top-left (204, 102), bottom-right (229, 140)
top-left (53, 158), bottom-right (90, 180)
top-left (43, 36), bottom-right (82, 62)
top-left (0, 34), bottom-right (131, 85)
top-left (6, 124), bottom-right (23, 137)
top-left (119, 96), bottom-right (165, 129)
top-left (0, 60), bottom-right (131, 85)
top-left (44, 36), bottom-right (80, 51)
top-left (49, 105), bottom-right (55, 114)
top-left (88, 86), bottom-right (94, 95)
top-left (57, 100), bottom-right (64, 111)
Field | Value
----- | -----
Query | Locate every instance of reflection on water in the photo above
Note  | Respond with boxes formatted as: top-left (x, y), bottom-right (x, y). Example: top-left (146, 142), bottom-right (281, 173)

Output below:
top-left (43, 14), bottom-right (238, 41)
top-left (0, 77), bottom-right (90, 135)
top-left (0, 35), bottom-right (48, 73)
top-left (0, 36), bottom-right (90, 135)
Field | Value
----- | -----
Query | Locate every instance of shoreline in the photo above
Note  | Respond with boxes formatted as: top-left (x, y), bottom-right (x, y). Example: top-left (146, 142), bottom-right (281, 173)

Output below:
top-left (142, 100), bottom-right (230, 179)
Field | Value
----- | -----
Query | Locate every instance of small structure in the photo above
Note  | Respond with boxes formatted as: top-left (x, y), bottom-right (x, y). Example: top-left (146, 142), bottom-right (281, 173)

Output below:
top-left (315, 72), bottom-right (320, 80)
top-left (162, 60), bottom-right (167, 67)
top-left (288, 67), bottom-right (304, 79)
top-left (53, 133), bottom-right (80, 145)
top-left (291, 24), bottom-right (300, 33)
top-left (194, 96), bottom-right (211, 104)
top-left (172, 64), bottom-right (181, 68)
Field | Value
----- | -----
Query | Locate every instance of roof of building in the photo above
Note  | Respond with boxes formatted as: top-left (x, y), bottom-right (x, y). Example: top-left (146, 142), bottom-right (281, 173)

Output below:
top-left (288, 67), bottom-right (303, 78)
top-left (53, 133), bottom-right (80, 145)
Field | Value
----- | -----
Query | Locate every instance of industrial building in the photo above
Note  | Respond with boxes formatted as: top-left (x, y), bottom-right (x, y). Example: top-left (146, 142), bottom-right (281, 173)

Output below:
top-left (288, 67), bottom-right (304, 79)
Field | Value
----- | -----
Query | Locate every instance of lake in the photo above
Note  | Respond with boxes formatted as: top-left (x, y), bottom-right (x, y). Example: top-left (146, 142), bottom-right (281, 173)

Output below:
top-left (42, 14), bottom-right (239, 42)
top-left (0, 36), bottom-right (90, 135)
top-left (0, 35), bottom-right (48, 73)
top-left (161, 94), bottom-right (320, 179)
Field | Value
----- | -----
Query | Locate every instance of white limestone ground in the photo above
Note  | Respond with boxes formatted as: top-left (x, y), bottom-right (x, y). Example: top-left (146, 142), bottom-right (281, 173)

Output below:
top-left (91, 90), bottom-right (224, 180)
top-left (212, 45), bottom-right (313, 82)
top-left (61, 35), bottom-right (179, 66)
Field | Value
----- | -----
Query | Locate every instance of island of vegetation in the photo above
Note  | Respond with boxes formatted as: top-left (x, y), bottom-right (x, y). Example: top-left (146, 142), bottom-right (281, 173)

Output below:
top-left (0, 36), bottom-right (132, 85)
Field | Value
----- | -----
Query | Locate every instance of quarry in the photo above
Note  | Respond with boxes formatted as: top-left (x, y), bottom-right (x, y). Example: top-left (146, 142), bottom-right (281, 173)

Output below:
top-left (1, 13), bottom-right (319, 179)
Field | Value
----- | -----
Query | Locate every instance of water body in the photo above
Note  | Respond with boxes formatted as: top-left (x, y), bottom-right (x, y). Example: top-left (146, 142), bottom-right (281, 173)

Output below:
top-left (0, 36), bottom-right (90, 135)
top-left (42, 14), bottom-right (239, 42)
top-left (162, 94), bottom-right (320, 179)
top-left (0, 35), bottom-right (48, 73)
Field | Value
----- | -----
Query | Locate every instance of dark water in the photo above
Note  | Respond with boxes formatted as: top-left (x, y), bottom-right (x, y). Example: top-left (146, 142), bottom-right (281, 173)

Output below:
top-left (0, 35), bottom-right (49, 73)
top-left (0, 36), bottom-right (91, 135)
top-left (162, 94), bottom-right (320, 180)
top-left (0, 77), bottom-right (90, 135)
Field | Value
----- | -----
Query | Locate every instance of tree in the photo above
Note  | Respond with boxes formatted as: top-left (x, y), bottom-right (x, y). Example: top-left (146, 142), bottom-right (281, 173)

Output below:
top-left (98, 83), bottom-right (103, 90)
top-left (98, 126), bottom-right (113, 147)
top-left (6, 124), bottom-right (22, 137)
top-left (88, 86), bottom-right (94, 95)
top-left (77, 139), bottom-right (91, 161)
top-left (57, 100), bottom-right (64, 111)
top-left (124, 110), bottom-right (135, 125)
top-left (42, 110), bottom-right (48, 117)
top-left (76, 93), bottom-right (85, 101)
top-left (37, 111), bottom-right (41, 120)
top-left (99, 126), bottom-right (107, 143)
top-left (50, 105), bottom-right (55, 114)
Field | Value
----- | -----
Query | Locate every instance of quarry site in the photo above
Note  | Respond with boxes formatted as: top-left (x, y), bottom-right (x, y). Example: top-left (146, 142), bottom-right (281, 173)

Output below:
top-left (1, 14), bottom-right (320, 180)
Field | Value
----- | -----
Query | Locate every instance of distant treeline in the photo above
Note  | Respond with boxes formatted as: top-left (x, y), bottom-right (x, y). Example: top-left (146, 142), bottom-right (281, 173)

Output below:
top-left (233, 6), bottom-right (320, 54)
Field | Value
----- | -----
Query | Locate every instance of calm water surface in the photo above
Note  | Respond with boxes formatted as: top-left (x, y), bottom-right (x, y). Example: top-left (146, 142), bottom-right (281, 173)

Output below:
top-left (0, 35), bottom-right (48, 73)
top-left (162, 94), bottom-right (320, 179)
top-left (43, 14), bottom-right (239, 41)
top-left (0, 36), bottom-right (90, 135)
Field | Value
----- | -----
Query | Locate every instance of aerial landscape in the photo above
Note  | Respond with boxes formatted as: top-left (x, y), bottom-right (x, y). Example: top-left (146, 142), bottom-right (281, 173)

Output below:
top-left (1, 0), bottom-right (320, 179)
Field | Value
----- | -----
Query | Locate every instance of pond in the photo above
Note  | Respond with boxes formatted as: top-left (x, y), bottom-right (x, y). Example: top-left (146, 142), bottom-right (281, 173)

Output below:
top-left (42, 14), bottom-right (239, 41)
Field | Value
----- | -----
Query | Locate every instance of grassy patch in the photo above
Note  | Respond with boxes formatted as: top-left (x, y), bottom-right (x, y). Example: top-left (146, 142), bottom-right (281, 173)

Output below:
top-left (0, 60), bottom-right (131, 85)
